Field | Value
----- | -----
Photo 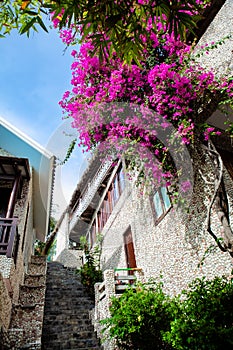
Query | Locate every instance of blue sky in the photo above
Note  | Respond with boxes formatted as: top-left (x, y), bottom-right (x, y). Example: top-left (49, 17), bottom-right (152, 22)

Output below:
top-left (0, 24), bottom-right (87, 215)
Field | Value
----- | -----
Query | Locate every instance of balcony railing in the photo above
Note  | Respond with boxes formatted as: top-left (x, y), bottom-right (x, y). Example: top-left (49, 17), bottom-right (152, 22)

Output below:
top-left (114, 268), bottom-right (142, 294)
top-left (69, 160), bottom-right (113, 230)
top-left (0, 218), bottom-right (19, 261)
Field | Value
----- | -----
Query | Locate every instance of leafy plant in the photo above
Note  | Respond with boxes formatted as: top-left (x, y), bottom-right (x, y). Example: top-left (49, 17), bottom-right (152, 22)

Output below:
top-left (77, 235), bottom-right (103, 297)
top-left (34, 239), bottom-right (45, 256)
top-left (163, 276), bottom-right (233, 350)
top-left (101, 276), bottom-right (233, 350)
top-left (102, 279), bottom-right (173, 350)
top-left (0, 1), bottom-right (210, 63)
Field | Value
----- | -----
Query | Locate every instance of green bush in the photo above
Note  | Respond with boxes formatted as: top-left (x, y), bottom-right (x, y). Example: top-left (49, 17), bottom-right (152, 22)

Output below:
top-left (102, 276), bottom-right (233, 350)
top-left (79, 253), bottom-right (103, 298)
top-left (77, 235), bottom-right (103, 298)
top-left (163, 276), bottom-right (233, 350)
top-left (102, 280), bottom-right (173, 350)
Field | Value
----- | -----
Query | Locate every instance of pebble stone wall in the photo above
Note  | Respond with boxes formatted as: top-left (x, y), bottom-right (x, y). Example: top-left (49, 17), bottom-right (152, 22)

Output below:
top-left (98, 0), bottom-right (233, 297)
top-left (0, 150), bottom-right (35, 332)
top-left (100, 167), bottom-right (233, 297)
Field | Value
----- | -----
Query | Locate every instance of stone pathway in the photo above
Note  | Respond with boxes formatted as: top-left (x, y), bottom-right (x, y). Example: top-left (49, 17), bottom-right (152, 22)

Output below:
top-left (41, 261), bottom-right (102, 350)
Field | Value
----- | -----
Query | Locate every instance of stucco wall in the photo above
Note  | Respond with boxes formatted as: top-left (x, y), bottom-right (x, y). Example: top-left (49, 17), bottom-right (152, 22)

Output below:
top-left (54, 212), bottom-right (69, 260)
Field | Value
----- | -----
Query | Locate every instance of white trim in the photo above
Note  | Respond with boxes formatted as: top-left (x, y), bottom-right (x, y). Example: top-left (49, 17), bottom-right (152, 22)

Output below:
top-left (0, 116), bottom-right (53, 159)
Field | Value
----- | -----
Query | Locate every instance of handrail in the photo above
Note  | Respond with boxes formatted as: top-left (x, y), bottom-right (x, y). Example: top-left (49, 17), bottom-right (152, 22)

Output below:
top-left (0, 218), bottom-right (18, 260)
top-left (114, 267), bottom-right (142, 272)
top-left (114, 268), bottom-right (143, 294)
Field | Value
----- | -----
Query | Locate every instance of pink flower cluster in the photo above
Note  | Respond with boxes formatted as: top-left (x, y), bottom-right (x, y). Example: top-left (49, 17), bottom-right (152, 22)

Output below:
top-left (56, 1), bottom-right (233, 188)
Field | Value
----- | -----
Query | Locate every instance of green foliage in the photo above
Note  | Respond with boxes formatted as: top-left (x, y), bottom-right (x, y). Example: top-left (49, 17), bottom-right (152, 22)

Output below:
top-left (102, 276), bottom-right (233, 350)
top-left (34, 239), bottom-right (45, 256)
top-left (79, 253), bottom-right (103, 298)
top-left (34, 238), bottom-right (56, 260)
top-left (34, 216), bottom-right (57, 257)
top-left (77, 235), bottom-right (103, 297)
top-left (102, 280), bottom-right (173, 350)
top-left (0, 0), bottom-right (48, 37)
top-left (59, 138), bottom-right (77, 165)
top-left (163, 276), bottom-right (233, 350)
top-left (0, 0), bottom-right (210, 63)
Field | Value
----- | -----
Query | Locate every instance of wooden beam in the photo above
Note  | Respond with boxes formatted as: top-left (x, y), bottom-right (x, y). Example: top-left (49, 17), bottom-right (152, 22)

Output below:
top-left (6, 171), bottom-right (21, 218)
top-left (0, 163), bottom-right (6, 175)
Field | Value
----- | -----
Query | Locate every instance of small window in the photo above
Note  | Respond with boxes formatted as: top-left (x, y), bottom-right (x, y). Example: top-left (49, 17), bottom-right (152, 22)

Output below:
top-left (152, 186), bottom-right (171, 222)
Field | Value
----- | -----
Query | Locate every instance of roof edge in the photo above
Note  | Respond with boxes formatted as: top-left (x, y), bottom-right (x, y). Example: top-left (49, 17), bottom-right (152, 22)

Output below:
top-left (0, 116), bottom-right (54, 159)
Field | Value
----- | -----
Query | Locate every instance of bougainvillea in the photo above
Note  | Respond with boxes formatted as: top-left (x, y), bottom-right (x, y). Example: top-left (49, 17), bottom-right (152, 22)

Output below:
top-left (55, 2), bottom-right (233, 194)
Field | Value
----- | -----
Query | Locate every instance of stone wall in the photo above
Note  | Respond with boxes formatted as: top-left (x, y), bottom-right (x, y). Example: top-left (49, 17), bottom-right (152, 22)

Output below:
top-left (196, 0), bottom-right (233, 78)
top-left (53, 212), bottom-right (84, 268)
top-left (92, 164), bottom-right (233, 350)
top-left (9, 174), bottom-right (34, 304)
top-left (55, 248), bottom-right (83, 268)
top-left (0, 273), bottom-right (12, 330)
top-left (99, 166), bottom-right (233, 297)
top-left (96, 0), bottom-right (233, 297)
top-left (0, 167), bottom-right (34, 330)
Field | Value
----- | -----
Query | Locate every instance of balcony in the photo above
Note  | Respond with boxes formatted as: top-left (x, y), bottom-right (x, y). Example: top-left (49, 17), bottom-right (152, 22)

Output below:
top-left (0, 218), bottom-right (19, 261)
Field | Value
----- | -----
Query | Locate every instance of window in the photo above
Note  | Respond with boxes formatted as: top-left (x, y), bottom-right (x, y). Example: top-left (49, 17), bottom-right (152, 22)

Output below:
top-left (89, 163), bottom-right (125, 247)
top-left (152, 186), bottom-right (171, 222)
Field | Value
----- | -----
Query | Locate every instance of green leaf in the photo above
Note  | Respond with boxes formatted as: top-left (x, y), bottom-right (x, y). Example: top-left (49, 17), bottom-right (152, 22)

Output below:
top-left (37, 15), bottom-right (48, 33)
top-left (19, 16), bottom-right (37, 35)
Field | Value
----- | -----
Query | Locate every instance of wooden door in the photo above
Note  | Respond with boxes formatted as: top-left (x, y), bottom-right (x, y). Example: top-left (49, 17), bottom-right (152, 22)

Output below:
top-left (124, 227), bottom-right (137, 274)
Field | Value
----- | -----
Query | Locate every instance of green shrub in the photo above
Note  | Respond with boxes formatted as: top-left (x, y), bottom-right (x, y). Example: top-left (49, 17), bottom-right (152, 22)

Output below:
top-left (78, 252), bottom-right (103, 297)
top-left (101, 276), bottom-right (233, 350)
top-left (77, 235), bottom-right (103, 298)
top-left (163, 276), bottom-right (233, 350)
top-left (102, 280), bottom-right (173, 350)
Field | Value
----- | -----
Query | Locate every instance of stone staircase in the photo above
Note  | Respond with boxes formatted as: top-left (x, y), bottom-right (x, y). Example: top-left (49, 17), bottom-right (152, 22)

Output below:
top-left (41, 261), bottom-right (102, 350)
top-left (2, 255), bottom-right (47, 349)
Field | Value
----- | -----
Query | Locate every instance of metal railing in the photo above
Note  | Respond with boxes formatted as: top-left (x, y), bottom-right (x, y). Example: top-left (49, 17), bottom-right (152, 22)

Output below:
top-left (0, 218), bottom-right (18, 261)
top-left (114, 268), bottom-right (142, 293)
top-left (69, 160), bottom-right (113, 230)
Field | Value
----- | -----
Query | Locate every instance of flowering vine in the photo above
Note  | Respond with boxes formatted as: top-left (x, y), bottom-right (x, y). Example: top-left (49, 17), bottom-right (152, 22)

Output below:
top-left (57, 11), bottom-right (233, 189)
top-left (53, 2), bottom-right (233, 255)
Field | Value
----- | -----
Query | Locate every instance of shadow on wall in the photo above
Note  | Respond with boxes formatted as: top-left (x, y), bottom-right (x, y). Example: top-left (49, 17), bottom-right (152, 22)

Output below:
top-left (55, 248), bottom-right (83, 268)
top-left (101, 245), bottom-right (123, 272)
top-left (183, 148), bottom-right (214, 252)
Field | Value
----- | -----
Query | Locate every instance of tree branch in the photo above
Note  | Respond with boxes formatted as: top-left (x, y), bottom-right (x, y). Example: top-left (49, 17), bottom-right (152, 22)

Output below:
top-left (203, 140), bottom-right (233, 256)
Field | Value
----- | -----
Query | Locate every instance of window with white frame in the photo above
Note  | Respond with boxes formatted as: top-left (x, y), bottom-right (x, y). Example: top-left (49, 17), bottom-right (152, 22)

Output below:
top-left (152, 186), bottom-right (171, 222)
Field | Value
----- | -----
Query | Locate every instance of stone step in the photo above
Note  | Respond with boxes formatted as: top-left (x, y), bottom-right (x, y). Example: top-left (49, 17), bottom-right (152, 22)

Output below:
top-left (42, 335), bottom-right (100, 350)
top-left (41, 262), bottom-right (101, 349)
top-left (43, 313), bottom-right (91, 321)
top-left (42, 323), bottom-right (96, 332)
top-left (28, 262), bottom-right (46, 275)
top-left (43, 344), bottom-right (102, 350)
top-left (19, 285), bottom-right (46, 305)
top-left (43, 296), bottom-right (92, 303)
top-left (24, 273), bottom-right (46, 286)
top-left (0, 328), bottom-right (24, 350)
top-left (10, 303), bottom-right (44, 345)
top-left (30, 255), bottom-right (47, 264)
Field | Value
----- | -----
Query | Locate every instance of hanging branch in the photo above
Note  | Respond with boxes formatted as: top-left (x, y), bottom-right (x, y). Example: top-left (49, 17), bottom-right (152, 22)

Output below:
top-left (203, 140), bottom-right (233, 256)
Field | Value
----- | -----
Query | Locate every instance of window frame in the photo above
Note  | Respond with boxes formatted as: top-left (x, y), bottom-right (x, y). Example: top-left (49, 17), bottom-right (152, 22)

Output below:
top-left (151, 186), bottom-right (172, 224)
